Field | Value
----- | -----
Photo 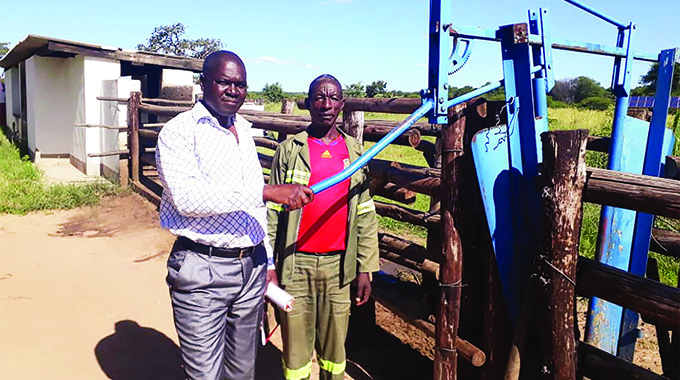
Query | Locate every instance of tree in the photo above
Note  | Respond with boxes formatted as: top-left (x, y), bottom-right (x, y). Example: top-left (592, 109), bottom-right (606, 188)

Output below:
top-left (635, 62), bottom-right (680, 97)
top-left (0, 42), bottom-right (9, 56)
top-left (344, 82), bottom-right (365, 98)
top-left (136, 23), bottom-right (222, 59)
top-left (365, 80), bottom-right (387, 98)
top-left (549, 79), bottom-right (576, 104)
top-left (262, 82), bottom-right (284, 103)
top-left (572, 76), bottom-right (608, 104)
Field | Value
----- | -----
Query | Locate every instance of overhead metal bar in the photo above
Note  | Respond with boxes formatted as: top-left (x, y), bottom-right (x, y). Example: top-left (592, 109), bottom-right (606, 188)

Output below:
top-left (449, 25), bottom-right (658, 62)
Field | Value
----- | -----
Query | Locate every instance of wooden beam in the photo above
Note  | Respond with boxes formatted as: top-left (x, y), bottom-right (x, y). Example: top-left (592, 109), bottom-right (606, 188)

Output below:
top-left (374, 200), bottom-right (440, 228)
top-left (650, 228), bottom-right (680, 258)
top-left (254, 137), bottom-right (279, 151)
top-left (368, 159), bottom-right (441, 196)
top-left (371, 275), bottom-right (486, 367)
top-left (576, 256), bottom-right (680, 329)
top-left (577, 342), bottom-right (666, 380)
top-left (371, 180), bottom-right (417, 204)
top-left (87, 150), bottom-right (129, 158)
top-left (298, 97), bottom-right (423, 114)
top-left (379, 233), bottom-right (440, 270)
top-left (434, 103), bottom-right (467, 380)
top-left (75, 123), bottom-right (127, 130)
top-left (138, 103), bottom-right (191, 117)
top-left (583, 167), bottom-right (680, 219)
top-left (141, 98), bottom-right (194, 106)
top-left (128, 92), bottom-right (141, 183)
top-left (535, 130), bottom-right (589, 380)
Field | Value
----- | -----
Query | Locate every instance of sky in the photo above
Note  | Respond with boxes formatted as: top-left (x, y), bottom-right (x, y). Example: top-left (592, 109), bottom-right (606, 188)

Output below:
top-left (2, 0), bottom-right (679, 93)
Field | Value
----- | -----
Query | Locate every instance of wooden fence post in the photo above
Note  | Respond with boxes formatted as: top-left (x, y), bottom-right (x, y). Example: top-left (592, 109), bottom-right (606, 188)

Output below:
top-left (343, 108), bottom-right (364, 143)
top-left (281, 99), bottom-right (295, 114)
top-left (127, 92), bottom-right (141, 183)
top-left (434, 103), bottom-right (467, 380)
top-left (536, 129), bottom-right (589, 380)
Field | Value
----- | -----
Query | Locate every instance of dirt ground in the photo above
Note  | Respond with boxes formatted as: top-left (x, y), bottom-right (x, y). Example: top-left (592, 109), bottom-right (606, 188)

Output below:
top-left (0, 194), bottom-right (432, 380)
top-left (0, 193), bottom-right (668, 379)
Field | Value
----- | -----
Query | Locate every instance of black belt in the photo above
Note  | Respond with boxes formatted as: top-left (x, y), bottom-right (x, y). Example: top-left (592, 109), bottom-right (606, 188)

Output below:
top-left (177, 236), bottom-right (258, 259)
top-left (297, 250), bottom-right (343, 256)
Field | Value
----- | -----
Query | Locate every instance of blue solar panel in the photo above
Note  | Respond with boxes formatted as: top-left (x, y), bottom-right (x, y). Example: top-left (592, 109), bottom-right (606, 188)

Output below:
top-left (629, 96), bottom-right (680, 109)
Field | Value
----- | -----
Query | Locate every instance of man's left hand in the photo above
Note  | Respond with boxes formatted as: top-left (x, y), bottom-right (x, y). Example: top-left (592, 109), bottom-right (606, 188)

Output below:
top-left (353, 272), bottom-right (371, 306)
top-left (266, 270), bottom-right (279, 288)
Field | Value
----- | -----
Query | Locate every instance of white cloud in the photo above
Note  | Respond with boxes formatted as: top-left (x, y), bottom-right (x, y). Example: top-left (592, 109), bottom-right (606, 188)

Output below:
top-left (417, 62), bottom-right (427, 67)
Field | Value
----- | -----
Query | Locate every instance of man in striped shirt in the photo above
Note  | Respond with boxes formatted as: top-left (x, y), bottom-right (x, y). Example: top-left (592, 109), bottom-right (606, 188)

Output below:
top-left (156, 51), bottom-right (313, 380)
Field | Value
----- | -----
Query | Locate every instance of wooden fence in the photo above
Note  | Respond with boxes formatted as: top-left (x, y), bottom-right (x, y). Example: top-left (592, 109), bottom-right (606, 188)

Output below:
top-left (116, 92), bottom-right (678, 379)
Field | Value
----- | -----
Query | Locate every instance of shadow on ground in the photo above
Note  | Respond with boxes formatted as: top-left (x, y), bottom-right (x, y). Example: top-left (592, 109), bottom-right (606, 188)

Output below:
top-left (95, 319), bottom-right (285, 380)
top-left (95, 320), bottom-right (184, 380)
top-left (346, 303), bottom-right (434, 380)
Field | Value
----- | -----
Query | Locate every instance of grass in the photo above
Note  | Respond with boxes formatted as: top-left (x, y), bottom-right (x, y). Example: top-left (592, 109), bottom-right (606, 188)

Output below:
top-left (0, 132), bottom-right (122, 215)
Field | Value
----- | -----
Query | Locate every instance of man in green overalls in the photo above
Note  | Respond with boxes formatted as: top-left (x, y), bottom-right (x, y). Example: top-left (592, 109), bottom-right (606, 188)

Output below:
top-left (266, 74), bottom-right (379, 380)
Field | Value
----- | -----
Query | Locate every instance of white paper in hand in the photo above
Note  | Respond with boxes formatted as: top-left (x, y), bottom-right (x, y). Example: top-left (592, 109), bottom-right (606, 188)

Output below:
top-left (265, 283), bottom-right (295, 312)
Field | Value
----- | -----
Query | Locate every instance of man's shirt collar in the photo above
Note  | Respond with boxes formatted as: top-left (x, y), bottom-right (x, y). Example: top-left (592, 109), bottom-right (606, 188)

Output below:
top-left (191, 101), bottom-right (236, 128)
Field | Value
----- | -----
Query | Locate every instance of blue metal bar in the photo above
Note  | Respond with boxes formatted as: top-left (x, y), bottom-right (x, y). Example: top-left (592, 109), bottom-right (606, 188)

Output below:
top-left (449, 24), bottom-right (658, 62)
top-left (310, 78), bottom-right (509, 195)
top-left (310, 100), bottom-right (434, 194)
top-left (561, 0), bottom-right (628, 29)
top-left (530, 8), bottom-right (551, 123)
top-left (444, 79), bottom-right (504, 109)
top-left (537, 8), bottom-right (555, 90)
top-left (426, 0), bottom-right (451, 124)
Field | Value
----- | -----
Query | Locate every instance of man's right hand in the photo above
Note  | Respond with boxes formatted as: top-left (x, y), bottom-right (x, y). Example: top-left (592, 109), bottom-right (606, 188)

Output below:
top-left (263, 184), bottom-right (314, 210)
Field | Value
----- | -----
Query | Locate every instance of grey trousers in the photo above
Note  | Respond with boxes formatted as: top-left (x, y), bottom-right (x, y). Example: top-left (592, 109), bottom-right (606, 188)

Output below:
top-left (167, 240), bottom-right (267, 380)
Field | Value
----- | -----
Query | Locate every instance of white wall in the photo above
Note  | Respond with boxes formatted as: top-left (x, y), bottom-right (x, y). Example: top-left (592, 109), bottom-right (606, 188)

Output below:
top-left (71, 56), bottom-right (120, 175)
top-left (25, 55), bottom-right (84, 157)
top-left (4, 67), bottom-right (19, 134)
top-left (162, 69), bottom-right (194, 87)
top-left (100, 77), bottom-right (140, 181)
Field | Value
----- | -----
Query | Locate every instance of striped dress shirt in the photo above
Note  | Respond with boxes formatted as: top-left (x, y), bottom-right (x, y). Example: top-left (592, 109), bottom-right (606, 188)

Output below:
top-left (156, 101), bottom-right (274, 266)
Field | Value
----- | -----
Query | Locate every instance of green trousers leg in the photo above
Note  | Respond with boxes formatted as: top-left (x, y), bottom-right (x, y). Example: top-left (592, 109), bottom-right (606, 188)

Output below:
top-left (281, 253), bottom-right (350, 380)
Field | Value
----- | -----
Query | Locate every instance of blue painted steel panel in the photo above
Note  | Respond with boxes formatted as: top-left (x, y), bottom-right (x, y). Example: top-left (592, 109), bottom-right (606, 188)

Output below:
top-left (586, 116), bottom-right (648, 354)
top-left (617, 48), bottom-right (678, 358)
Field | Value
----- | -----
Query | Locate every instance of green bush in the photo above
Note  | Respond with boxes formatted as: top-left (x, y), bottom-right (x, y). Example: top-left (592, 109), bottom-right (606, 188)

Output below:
top-left (547, 96), bottom-right (569, 108)
top-left (577, 97), bottom-right (612, 111)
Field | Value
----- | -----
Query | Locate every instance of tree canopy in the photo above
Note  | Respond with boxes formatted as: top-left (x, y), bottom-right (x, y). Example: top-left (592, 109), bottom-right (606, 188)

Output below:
top-left (344, 82), bottom-right (365, 98)
top-left (632, 62), bottom-right (680, 97)
top-left (366, 80), bottom-right (388, 98)
top-left (262, 82), bottom-right (284, 103)
top-left (136, 23), bottom-right (222, 59)
top-left (0, 42), bottom-right (9, 56)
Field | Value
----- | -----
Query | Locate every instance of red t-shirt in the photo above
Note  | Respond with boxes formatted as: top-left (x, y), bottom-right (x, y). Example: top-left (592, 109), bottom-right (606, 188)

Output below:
top-left (296, 136), bottom-right (350, 253)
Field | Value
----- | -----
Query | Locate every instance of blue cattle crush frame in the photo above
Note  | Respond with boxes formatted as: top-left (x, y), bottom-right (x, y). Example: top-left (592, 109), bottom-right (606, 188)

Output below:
top-left (307, 0), bottom-right (678, 368)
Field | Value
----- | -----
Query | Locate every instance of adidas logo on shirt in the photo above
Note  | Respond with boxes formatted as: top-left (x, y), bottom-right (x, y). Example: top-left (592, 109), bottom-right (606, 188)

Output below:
top-left (321, 150), bottom-right (332, 158)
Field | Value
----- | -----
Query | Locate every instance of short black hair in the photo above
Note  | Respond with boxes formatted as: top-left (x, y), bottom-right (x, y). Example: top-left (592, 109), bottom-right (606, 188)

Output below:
top-left (202, 50), bottom-right (245, 78)
top-left (308, 74), bottom-right (342, 98)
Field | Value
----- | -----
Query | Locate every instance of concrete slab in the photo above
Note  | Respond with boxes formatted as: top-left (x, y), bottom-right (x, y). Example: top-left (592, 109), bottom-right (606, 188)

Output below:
top-left (35, 158), bottom-right (100, 185)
